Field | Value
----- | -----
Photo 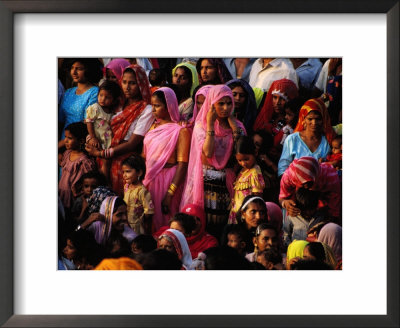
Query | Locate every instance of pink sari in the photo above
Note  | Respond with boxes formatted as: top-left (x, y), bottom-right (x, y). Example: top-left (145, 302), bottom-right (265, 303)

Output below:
top-left (142, 87), bottom-right (183, 231)
top-left (180, 84), bottom-right (246, 209)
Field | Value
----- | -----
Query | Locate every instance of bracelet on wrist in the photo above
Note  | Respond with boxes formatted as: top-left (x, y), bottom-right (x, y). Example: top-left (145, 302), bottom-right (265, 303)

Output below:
top-left (206, 130), bottom-right (215, 136)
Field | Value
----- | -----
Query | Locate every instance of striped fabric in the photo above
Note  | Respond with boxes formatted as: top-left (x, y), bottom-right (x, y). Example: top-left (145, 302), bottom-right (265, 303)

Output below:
top-left (280, 157), bottom-right (341, 217)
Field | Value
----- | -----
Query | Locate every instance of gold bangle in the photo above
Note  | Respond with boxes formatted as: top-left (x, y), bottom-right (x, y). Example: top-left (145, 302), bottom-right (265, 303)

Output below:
top-left (169, 183), bottom-right (177, 191)
top-left (167, 189), bottom-right (175, 196)
top-left (207, 130), bottom-right (215, 136)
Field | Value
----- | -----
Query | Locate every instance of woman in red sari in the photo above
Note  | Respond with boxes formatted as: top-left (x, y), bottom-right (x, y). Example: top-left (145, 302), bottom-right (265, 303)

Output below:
top-left (86, 65), bottom-right (154, 196)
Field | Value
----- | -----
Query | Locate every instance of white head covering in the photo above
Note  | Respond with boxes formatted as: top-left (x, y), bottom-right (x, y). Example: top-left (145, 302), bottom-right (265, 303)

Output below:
top-left (159, 229), bottom-right (193, 270)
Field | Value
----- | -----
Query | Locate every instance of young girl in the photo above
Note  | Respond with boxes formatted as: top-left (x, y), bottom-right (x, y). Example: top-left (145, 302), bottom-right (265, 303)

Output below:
top-left (228, 136), bottom-right (265, 224)
top-left (122, 155), bottom-right (154, 235)
top-left (85, 80), bottom-right (122, 150)
top-left (59, 122), bottom-right (97, 210)
top-left (280, 98), bottom-right (301, 145)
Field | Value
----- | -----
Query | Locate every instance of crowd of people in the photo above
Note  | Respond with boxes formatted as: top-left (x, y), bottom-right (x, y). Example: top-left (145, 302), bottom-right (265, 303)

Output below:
top-left (58, 57), bottom-right (342, 270)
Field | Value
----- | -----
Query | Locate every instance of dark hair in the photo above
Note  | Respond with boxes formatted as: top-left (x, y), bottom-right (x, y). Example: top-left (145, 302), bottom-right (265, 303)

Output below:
top-left (113, 197), bottom-right (126, 213)
top-left (68, 58), bottom-right (103, 85)
top-left (121, 155), bottom-right (146, 181)
top-left (191, 83), bottom-right (207, 103)
top-left (169, 213), bottom-right (196, 236)
top-left (332, 135), bottom-right (342, 145)
top-left (257, 248), bottom-right (282, 265)
top-left (66, 230), bottom-right (106, 268)
top-left (234, 135), bottom-right (256, 156)
top-left (99, 80), bottom-right (122, 109)
top-left (148, 68), bottom-right (167, 87)
top-left (255, 223), bottom-right (277, 238)
top-left (295, 187), bottom-right (320, 213)
top-left (75, 170), bottom-right (107, 193)
top-left (291, 259), bottom-right (333, 270)
top-left (65, 122), bottom-right (88, 143)
top-left (252, 130), bottom-right (273, 155)
top-left (305, 242), bottom-right (326, 262)
top-left (152, 89), bottom-right (168, 107)
top-left (142, 249), bottom-right (182, 270)
top-left (132, 234), bottom-right (157, 253)
top-left (226, 225), bottom-right (246, 242)
top-left (203, 246), bottom-right (252, 270)
top-left (284, 97), bottom-right (303, 128)
top-left (166, 84), bottom-right (183, 103)
top-left (235, 195), bottom-right (267, 225)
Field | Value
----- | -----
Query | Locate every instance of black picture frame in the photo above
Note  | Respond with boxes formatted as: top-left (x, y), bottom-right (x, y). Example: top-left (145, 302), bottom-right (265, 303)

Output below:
top-left (1, 1), bottom-right (398, 327)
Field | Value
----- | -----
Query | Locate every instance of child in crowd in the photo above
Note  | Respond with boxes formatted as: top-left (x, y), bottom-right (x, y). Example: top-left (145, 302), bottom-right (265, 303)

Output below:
top-left (256, 248), bottom-right (284, 270)
top-left (283, 187), bottom-right (325, 248)
top-left (122, 155), bottom-right (154, 235)
top-left (228, 136), bottom-right (265, 223)
top-left (85, 80), bottom-right (122, 150)
top-left (168, 213), bottom-right (197, 237)
top-left (59, 122), bottom-right (97, 210)
top-left (321, 135), bottom-right (342, 170)
top-left (226, 225), bottom-right (247, 256)
top-left (71, 171), bottom-right (106, 224)
top-left (131, 234), bottom-right (157, 257)
top-left (280, 98), bottom-right (301, 145)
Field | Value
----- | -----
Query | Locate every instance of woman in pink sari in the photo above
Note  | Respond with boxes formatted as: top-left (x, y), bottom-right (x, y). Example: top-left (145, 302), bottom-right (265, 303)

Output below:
top-left (181, 84), bottom-right (246, 238)
top-left (142, 87), bottom-right (190, 232)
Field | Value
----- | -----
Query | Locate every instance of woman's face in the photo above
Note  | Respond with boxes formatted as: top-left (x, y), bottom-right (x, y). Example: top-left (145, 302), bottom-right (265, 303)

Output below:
top-left (63, 239), bottom-right (77, 260)
top-left (242, 202), bottom-right (267, 229)
top-left (172, 67), bottom-right (190, 88)
top-left (112, 205), bottom-right (128, 232)
top-left (272, 94), bottom-right (287, 114)
top-left (254, 228), bottom-right (278, 252)
top-left (304, 111), bottom-right (323, 133)
top-left (151, 95), bottom-right (170, 121)
top-left (213, 96), bottom-right (233, 119)
top-left (121, 71), bottom-right (141, 100)
top-left (158, 237), bottom-right (176, 254)
top-left (70, 61), bottom-right (87, 84)
top-left (106, 68), bottom-right (118, 82)
top-left (200, 59), bottom-right (217, 83)
top-left (196, 94), bottom-right (206, 110)
top-left (231, 86), bottom-right (246, 110)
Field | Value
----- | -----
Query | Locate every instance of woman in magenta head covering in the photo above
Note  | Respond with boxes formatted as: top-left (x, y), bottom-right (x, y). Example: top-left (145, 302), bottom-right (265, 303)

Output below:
top-left (104, 58), bottom-right (130, 82)
top-left (181, 84), bottom-right (246, 238)
top-left (142, 87), bottom-right (190, 232)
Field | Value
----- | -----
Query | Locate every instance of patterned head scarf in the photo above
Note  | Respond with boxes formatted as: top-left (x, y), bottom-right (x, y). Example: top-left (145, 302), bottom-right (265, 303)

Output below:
top-left (287, 156), bottom-right (320, 186)
top-left (294, 98), bottom-right (336, 144)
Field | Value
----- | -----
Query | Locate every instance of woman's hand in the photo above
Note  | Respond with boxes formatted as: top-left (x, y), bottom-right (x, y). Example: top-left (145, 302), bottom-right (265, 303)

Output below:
top-left (282, 199), bottom-right (301, 217)
top-left (85, 142), bottom-right (101, 157)
top-left (206, 106), bottom-right (218, 125)
top-left (81, 212), bottom-right (105, 229)
top-left (161, 193), bottom-right (173, 215)
top-left (227, 114), bottom-right (238, 131)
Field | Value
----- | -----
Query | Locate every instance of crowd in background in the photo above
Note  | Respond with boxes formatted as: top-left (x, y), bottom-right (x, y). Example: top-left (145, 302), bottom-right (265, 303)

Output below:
top-left (58, 57), bottom-right (342, 270)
